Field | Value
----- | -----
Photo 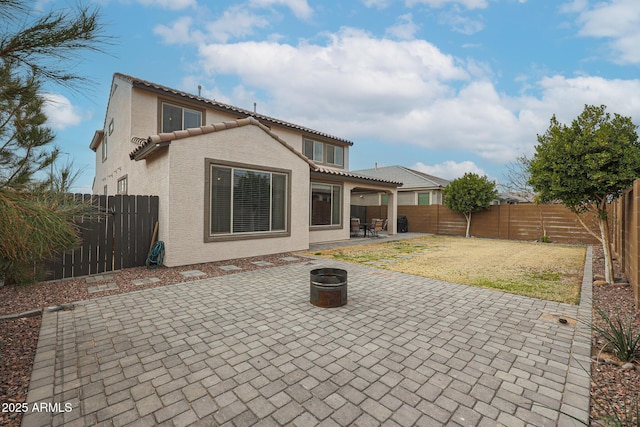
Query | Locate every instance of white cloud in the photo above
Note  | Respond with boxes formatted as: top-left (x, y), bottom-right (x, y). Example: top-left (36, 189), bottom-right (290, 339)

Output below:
top-left (206, 6), bottom-right (270, 43)
top-left (438, 8), bottom-right (484, 34)
top-left (42, 93), bottom-right (85, 130)
top-left (249, 0), bottom-right (313, 19)
top-left (386, 14), bottom-right (420, 40)
top-left (568, 0), bottom-right (640, 64)
top-left (405, 0), bottom-right (488, 10)
top-left (188, 27), bottom-right (640, 166)
top-left (153, 16), bottom-right (204, 45)
top-left (361, 0), bottom-right (393, 8)
top-left (136, 0), bottom-right (196, 10)
top-left (412, 160), bottom-right (486, 180)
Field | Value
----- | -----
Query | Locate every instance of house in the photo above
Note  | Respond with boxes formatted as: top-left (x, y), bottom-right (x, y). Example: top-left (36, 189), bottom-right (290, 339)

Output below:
top-left (90, 73), bottom-right (400, 267)
top-left (495, 192), bottom-right (535, 205)
top-left (350, 165), bottom-right (449, 206)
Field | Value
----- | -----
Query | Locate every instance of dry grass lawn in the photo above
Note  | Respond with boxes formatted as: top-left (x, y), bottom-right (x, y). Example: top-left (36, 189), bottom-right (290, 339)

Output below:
top-left (309, 235), bottom-right (586, 304)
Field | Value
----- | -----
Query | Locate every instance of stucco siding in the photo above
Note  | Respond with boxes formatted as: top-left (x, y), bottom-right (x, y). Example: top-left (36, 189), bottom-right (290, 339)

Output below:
top-left (162, 125), bottom-right (310, 266)
top-left (351, 193), bottom-right (380, 206)
top-left (398, 191), bottom-right (416, 205)
top-left (93, 77), bottom-right (135, 195)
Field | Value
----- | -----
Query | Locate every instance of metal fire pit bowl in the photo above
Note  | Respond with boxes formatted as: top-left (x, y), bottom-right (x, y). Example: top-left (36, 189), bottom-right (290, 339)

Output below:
top-left (310, 268), bottom-right (348, 308)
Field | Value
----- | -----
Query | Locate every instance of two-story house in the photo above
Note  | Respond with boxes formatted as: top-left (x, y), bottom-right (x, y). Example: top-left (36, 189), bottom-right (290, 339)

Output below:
top-left (90, 73), bottom-right (400, 267)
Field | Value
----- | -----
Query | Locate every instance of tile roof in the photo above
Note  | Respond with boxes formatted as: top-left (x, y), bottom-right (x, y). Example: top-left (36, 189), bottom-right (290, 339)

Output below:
top-left (351, 165), bottom-right (449, 189)
top-left (312, 166), bottom-right (402, 187)
top-left (114, 73), bottom-right (353, 146)
top-left (129, 117), bottom-right (400, 187)
top-left (129, 117), bottom-right (315, 165)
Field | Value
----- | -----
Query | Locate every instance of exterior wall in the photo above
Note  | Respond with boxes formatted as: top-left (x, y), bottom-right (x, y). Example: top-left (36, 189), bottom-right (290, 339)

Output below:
top-left (398, 192), bottom-right (415, 205)
top-left (351, 193), bottom-right (380, 206)
top-left (130, 87), bottom-right (161, 139)
top-left (163, 125), bottom-right (310, 266)
top-left (128, 89), bottom-right (351, 171)
top-left (93, 77), bottom-right (134, 195)
top-left (351, 189), bottom-right (444, 207)
top-left (310, 183), bottom-right (397, 244)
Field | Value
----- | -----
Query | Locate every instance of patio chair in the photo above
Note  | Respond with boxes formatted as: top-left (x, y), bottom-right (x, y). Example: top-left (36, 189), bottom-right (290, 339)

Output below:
top-left (368, 219), bottom-right (384, 237)
top-left (350, 218), bottom-right (361, 237)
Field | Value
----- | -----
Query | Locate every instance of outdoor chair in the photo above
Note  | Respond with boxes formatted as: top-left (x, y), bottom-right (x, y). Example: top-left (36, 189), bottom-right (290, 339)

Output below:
top-left (350, 218), bottom-right (361, 237)
top-left (368, 219), bottom-right (384, 237)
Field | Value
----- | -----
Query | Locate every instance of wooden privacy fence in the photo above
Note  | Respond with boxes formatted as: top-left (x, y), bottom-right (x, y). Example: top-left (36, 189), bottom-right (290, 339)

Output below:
top-left (44, 194), bottom-right (159, 281)
top-left (365, 203), bottom-right (601, 245)
top-left (612, 180), bottom-right (640, 308)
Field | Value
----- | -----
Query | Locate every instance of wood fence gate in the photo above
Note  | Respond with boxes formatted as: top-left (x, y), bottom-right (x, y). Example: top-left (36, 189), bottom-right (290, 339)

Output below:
top-left (45, 194), bottom-right (159, 280)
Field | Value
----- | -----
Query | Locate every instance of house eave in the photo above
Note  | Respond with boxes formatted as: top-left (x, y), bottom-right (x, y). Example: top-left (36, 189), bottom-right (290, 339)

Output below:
top-left (310, 169), bottom-right (402, 188)
top-left (119, 73), bottom-right (354, 146)
top-left (131, 140), bottom-right (171, 161)
top-left (89, 130), bottom-right (104, 152)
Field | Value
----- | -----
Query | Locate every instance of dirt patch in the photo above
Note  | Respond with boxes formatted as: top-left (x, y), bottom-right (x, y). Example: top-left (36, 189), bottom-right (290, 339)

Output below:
top-left (310, 235), bottom-right (586, 304)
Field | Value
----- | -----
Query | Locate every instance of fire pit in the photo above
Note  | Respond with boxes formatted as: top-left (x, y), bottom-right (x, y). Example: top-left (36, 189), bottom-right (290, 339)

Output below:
top-left (310, 268), bottom-right (347, 308)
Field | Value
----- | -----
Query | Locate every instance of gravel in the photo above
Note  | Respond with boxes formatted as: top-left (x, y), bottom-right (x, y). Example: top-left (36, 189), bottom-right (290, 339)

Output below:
top-left (1, 246), bottom-right (639, 426)
top-left (590, 246), bottom-right (640, 425)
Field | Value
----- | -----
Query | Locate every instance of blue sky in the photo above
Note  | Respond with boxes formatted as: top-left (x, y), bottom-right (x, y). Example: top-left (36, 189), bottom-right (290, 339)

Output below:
top-left (36, 0), bottom-right (640, 192)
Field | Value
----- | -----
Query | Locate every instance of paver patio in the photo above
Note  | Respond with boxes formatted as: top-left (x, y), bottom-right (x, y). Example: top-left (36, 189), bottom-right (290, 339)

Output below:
top-left (22, 248), bottom-right (593, 426)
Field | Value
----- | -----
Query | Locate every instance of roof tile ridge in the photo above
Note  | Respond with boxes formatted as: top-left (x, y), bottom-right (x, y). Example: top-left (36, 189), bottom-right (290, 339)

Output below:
top-left (118, 72), bottom-right (353, 145)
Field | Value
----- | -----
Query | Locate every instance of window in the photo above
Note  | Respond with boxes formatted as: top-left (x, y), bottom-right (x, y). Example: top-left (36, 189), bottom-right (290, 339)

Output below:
top-left (101, 135), bottom-right (107, 162)
top-left (117, 176), bottom-right (128, 195)
top-left (326, 145), bottom-right (344, 167)
top-left (418, 192), bottom-right (431, 206)
top-left (311, 183), bottom-right (341, 226)
top-left (103, 185), bottom-right (107, 196)
top-left (208, 163), bottom-right (288, 237)
top-left (381, 193), bottom-right (388, 205)
top-left (304, 139), bottom-right (323, 163)
top-left (108, 118), bottom-right (114, 135)
top-left (161, 102), bottom-right (202, 133)
top-left (303, 139), bottom-right (344, 167)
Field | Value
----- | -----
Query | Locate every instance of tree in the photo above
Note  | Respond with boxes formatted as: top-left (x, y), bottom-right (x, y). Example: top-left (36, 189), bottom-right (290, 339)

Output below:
top-left (443, 172), bottom-right (497, 238)
top-left (499, 155), bottom-right (535, 202)
top-left (0, 1), bottom-right (106, 189)
top-left (0, 1), bottom-right (106, 283)
top-left (528, 104), bottom-right (640, 284)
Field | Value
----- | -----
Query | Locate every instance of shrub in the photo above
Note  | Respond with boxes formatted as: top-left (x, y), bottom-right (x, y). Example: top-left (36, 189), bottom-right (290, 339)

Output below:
top-left (593, 307), bottom-right (640, 362)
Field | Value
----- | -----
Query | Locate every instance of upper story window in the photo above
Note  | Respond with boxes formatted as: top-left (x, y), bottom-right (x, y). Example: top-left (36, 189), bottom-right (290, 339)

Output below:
top-left (101, 134), bottom-right (108, 162)
top-left (303, 139), bottom-right (344, 167)
top-left (161, 102), bottom-right (202, 133)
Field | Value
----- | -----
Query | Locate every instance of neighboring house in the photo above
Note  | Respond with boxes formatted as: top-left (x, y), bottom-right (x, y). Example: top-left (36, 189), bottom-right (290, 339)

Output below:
top-left (350, 165), bottom-right (449, 206)
top-left (90, 73), bottom-right (400, 267)
top-left (495, 192), bottom-right (535, 205)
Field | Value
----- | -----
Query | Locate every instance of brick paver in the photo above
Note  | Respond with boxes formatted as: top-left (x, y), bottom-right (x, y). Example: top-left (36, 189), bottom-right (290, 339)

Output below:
top-left (22, 247), bottom-right (592, 426)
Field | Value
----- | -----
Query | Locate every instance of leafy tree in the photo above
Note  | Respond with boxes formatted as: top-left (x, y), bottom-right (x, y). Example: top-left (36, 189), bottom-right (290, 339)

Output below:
top-left (443, 172), bottom-right (497, 238)
top-left (0, 1), bottom-right (106, 283)
top-left (528, 104), bottom-right (640, 283)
